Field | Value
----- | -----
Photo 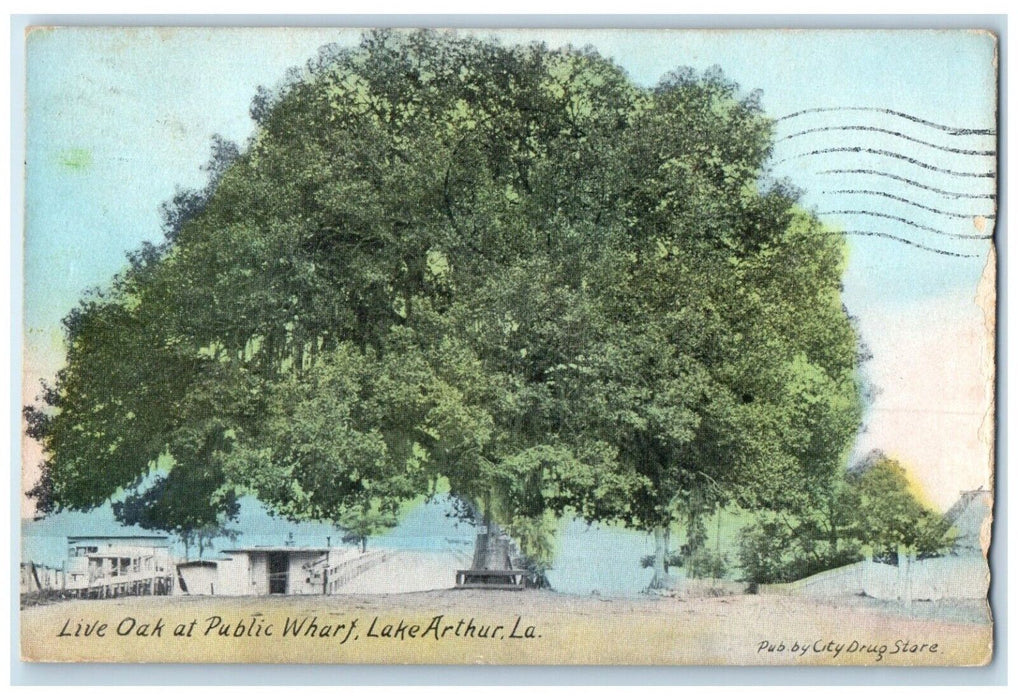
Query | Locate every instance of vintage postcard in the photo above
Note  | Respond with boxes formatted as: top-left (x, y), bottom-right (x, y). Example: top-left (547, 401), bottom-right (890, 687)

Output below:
top-left (19, 26), bottom-right (997, 666)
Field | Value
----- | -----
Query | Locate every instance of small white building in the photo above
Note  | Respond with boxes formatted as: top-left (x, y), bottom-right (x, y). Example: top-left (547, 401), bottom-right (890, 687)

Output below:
top-left (64, 535), bottom-right (175, 596)
top-left (210, 547), bottom-right (365, 596)
top-left (176, 560), bottom-right (221, 595)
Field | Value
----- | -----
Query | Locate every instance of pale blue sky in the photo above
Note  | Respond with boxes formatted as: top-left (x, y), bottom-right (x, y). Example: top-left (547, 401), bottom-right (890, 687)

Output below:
top-left (24, 28), bottom-right (997, 335)
top-left (23, 27), bottom-right (998, 509)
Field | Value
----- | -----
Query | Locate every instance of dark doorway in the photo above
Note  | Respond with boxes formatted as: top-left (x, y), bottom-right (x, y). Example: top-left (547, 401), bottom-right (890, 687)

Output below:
top-left (268, 552), bottom-right (289, 594)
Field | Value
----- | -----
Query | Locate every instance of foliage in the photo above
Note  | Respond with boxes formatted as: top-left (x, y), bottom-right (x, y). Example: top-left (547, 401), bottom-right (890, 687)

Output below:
top-left (564, 70), bottom-right (863, 582)
top-left (505, 511), bottom-right (559, 572)
top-left (111, 470), bottom-right (240, 560)
top-left (685, 548), bottom-right (730, 580)
top-left (640, 551), bottom-right (684, 570)
top-left (848, 451), bottom-right (955, 558)
top-left (736, 511), bottom-right (864, 584)
top-left (337, 501), bottom-right (399, 552)
top-left (27, 31), bottom-right (863, 577)
top-left (736, 451), bottom-right (954, 584)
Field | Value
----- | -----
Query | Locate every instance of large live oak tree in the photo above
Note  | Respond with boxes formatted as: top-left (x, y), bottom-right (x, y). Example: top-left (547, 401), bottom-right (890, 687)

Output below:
top-left (27, 31), bottom-right (862, 583)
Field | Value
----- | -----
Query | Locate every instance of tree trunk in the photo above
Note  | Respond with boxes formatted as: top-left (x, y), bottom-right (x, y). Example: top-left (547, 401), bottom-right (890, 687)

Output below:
top-left (896, 543), bottom-right (911, 605)
top-left (465, 493), bottom-right (526, 587)
top-left (471, 492), bottom-right (502, 571)
top-left (649, 525), bottom-right (670, 589)
top-left (902, 547), bottom-right (914, 608)
top-left (361, 536), bottom-right (367, 554)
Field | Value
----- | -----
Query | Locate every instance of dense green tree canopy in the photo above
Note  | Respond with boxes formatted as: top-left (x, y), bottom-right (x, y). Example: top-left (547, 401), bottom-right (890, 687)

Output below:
top-left (112, 469), bottom-right (240, 560)
top-left (736, 450), bottom-right (955, 584)
top-left (27, 30), bottom-right (863, 576)
top-left (849, 451), bottom-right (955, 557)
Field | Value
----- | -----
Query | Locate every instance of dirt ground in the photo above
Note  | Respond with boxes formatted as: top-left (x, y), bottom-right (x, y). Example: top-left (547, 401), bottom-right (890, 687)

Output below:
top-left (20, 588), bottom-right (992, 666)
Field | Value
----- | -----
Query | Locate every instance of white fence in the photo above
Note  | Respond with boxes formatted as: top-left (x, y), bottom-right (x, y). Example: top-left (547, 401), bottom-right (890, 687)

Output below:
top-left (759, 554), bottom-right (989, 601)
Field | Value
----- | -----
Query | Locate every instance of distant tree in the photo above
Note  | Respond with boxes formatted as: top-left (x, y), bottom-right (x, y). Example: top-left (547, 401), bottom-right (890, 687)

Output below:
top-left (685, 548), bottom-right (729, 580)
top-left (338, 503), bottom-right (398, 553)
top-left (736, 493), bottom-right (863, 585)
top-left (849, 451), bottom-right (955, 561)
top-left (111, 470), bottom-right (240, 560)
top-left (737, 451), bottom-right (954, 585)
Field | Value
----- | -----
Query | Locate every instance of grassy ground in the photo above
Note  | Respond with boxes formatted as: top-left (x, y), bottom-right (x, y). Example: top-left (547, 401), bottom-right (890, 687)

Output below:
top-left (20, 589), bottom-right (992, 666)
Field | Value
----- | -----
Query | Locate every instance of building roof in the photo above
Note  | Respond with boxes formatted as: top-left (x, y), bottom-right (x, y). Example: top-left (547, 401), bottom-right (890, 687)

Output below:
top-left (68, 535), bottom-right (170, 542)
top-left (943, 488), bottom-right (992, 552)
top-left (220, 547), bottom-right (332, 554)
top-left (944, 488), bottom-right (992, 524)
